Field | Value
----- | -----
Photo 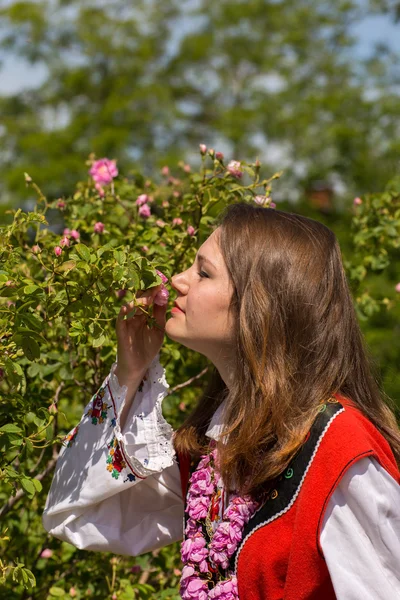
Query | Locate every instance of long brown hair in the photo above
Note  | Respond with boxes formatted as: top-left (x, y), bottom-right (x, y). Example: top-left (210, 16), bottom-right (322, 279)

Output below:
top-left (173, 202), bottom-right (400, 497)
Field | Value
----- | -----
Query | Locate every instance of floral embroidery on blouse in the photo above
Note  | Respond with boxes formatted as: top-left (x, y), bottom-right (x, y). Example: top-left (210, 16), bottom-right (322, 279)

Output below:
top-left (86, 385), bottom-right (111, 425)
top-left (63, 425), bottom-right (79, 448)
top-left (106, 435), bottom-right (136, 482)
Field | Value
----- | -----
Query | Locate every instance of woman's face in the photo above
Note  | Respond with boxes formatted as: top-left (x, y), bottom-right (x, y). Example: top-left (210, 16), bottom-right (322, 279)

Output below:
top-left (165, 227), bottom-right (235, 363)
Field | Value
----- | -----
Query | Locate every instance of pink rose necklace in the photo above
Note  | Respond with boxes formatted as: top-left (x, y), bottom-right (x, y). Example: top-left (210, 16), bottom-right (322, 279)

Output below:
top-left (180, 441), bottom-right (260, 599)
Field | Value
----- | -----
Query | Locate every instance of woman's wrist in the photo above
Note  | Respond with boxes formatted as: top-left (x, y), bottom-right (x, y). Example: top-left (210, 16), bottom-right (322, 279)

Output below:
top-left (114, 364), bottom-right (148, 389)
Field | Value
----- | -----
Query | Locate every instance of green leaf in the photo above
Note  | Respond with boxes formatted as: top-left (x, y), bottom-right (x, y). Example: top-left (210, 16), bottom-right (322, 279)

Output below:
top-left (21, 336), bottom-right (41, 361)
top-left (21, 568), bottom-right (36, 590)
top-left (10, 438), bottom-right (24, 446)
top-left (92, 334), bottom-right (106, 348)
top-left (128, 269), bottom-right (140, 291)
top-left (76, 260), bottom-right (91, 274)
top-left (0, 424), bottom-right (22, 434)
top-left (32, 479), bottom-right (42, 492)
top-left (75, 243), bottom-right (91, 262)
top-left (27, 362), bottom-right (41, 378)
top-left (15, 327), bottom-right (46, 343)
top-left (20, 478), bottom-right (36, 496)
top-left (49, 587), bottom-right (66, 597)
top-left (113, 265), bottom-right (125, 281)
top-left (56, 259), bottom-right (76, 273)
top-left (24, 284), bottom-right (40, 294)
top-left (113, 249), bottom-right (126, 265)
top-left (20, 313), bottom-right (43, 332)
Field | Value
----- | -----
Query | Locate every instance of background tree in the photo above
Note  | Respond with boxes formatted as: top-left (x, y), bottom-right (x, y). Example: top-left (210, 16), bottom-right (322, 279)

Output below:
top-left (0, 0), bottom-right (400, 211)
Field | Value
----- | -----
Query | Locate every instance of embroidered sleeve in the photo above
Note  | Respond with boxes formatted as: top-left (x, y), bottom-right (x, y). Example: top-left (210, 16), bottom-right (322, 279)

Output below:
top-left (107, 352), bottom-right (176, 478)
top-left (42, 353), bottom-right (184, 555)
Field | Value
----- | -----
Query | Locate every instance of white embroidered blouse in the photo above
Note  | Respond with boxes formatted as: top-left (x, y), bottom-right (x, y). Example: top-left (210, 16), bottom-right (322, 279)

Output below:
top-left (42, 354), bottom-right (400, 598)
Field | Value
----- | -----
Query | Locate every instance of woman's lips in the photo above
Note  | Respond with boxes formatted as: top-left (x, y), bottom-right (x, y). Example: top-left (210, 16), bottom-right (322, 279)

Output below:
top-left (171, 306), bottom-right (184, 314)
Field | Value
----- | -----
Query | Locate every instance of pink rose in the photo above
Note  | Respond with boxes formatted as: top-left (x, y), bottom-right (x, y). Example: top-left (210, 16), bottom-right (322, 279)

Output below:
top-left (184, 164), bottom-right (191, 173)
top-left (181, 534), bottom-right (208, 564)
top-left (136, 194), bottom-right (149, 206)
top-left (69, 588), bottom-right (77, 598)
top-left (54, 246), bottom-right (62, 257)
top-left (199, 144), bottom-right (207, 154)
top-left (57, 200), bottom-right (66, 209)
top-left (395, 283), bottom-right (400, 293)
top-left (154, 285), bottom-right (169, 306)
top-left (40, 548), bottom-right (53, 558)
top-left (180, 566), bottom-right (209, 600)
top-left (138, 204), bottom-right (151, 218)
top-left (70, 229), bottom-right (80, 240)
top-left (187, 225), bottom-right (196, 236)
top-left (63, 228), bottom-right (70, 236)
top-left (172, 217), bottom-right (183, 226)
top-left (353, 197), bottom-right (362, 206)
top-left (208, 576), bottom-right (238, 599)
top-left (32, 245), bottom-right (41, 254)
top-left (186, 495), bottom-right (209, 520)
top-left (227, 160), bottom-right (243, 178)
top-left (189, 469), bottom-right (214, 496)
top-left (254, 195), bottom-right (271, 206)
top-left (173, 190), bottom-right (181, 198)
top-left (59, 236), bottom-right (70, 248)
top-left (89, 158), bottom-right (118, 185)
top-left (156, 219), bottom-right (166, 227)
top-left (94, 222), bottom-right (105, 234)
top-left (141, 245), bottom-right (149, 253)
top-left (161, 166), bottom-right (170, 176)
top-left (162, 200), bottom-right (170, 208)
top-left (270, 202), bottom-right (276, 208)
top-left (185, 518), bottom-right (201, 537)
top-left (216, 151), bottom-right (224, 161)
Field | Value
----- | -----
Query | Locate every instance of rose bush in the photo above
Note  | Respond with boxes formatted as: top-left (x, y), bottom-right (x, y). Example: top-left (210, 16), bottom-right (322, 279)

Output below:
top-left (0, 147), bottom-right (399, 598)
top-left (0, 148), bottom-right (278, 599)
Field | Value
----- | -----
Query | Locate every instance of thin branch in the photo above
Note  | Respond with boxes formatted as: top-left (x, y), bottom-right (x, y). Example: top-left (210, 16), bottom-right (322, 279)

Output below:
top-left (0, 454), bottom-right (58, 519)
top-left (167, 366), bottom-right (209, 395)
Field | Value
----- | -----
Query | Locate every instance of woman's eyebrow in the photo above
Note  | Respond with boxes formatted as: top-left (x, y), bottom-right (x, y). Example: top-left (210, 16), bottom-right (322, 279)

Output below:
top-left (197, 254), bottom-right (216, 270)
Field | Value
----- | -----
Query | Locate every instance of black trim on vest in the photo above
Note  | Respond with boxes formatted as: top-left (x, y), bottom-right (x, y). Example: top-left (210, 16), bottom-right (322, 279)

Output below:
top-left (229, 399), bottom-right (345, 573)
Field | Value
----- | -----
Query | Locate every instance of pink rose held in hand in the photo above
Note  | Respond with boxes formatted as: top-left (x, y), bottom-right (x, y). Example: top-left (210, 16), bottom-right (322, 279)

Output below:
top-left (154, 270), bottom-right (169, 306)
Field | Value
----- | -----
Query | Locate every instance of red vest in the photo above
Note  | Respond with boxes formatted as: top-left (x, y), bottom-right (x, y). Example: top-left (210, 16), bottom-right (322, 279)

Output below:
top-left (178, 395), bottom-right (400, 600)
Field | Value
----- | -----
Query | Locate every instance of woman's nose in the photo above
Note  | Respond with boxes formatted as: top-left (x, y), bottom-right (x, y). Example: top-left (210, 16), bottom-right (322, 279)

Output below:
top-left (171, 271), bottom-right (188, 294)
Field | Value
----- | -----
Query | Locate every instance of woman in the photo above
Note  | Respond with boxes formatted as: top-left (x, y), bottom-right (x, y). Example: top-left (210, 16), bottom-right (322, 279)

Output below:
top-left (43, 203), bottom-right (400, 599)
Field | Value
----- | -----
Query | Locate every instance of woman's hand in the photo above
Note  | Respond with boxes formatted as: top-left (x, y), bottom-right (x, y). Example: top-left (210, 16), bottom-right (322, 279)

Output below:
top-left (115, 285), bottom-right (168, 386)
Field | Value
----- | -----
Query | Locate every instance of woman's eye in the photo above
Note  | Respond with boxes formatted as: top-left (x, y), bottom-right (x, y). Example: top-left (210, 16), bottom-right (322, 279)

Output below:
top-left (198, 270), bottom-right (209, 279)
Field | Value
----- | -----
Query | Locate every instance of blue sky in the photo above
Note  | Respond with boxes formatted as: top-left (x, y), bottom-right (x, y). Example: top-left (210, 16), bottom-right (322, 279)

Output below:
top-left (1, 13), bottom-right (399, 95)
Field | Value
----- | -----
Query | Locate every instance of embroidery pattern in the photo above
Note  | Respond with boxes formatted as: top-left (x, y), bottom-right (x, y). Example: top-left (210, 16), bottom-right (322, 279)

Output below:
top-left (106, 435), bottom-right (136, 482)
top-left (63, 425), bottom-right (79, 448)
top-left (86, 385), bottom-right (111, 425)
